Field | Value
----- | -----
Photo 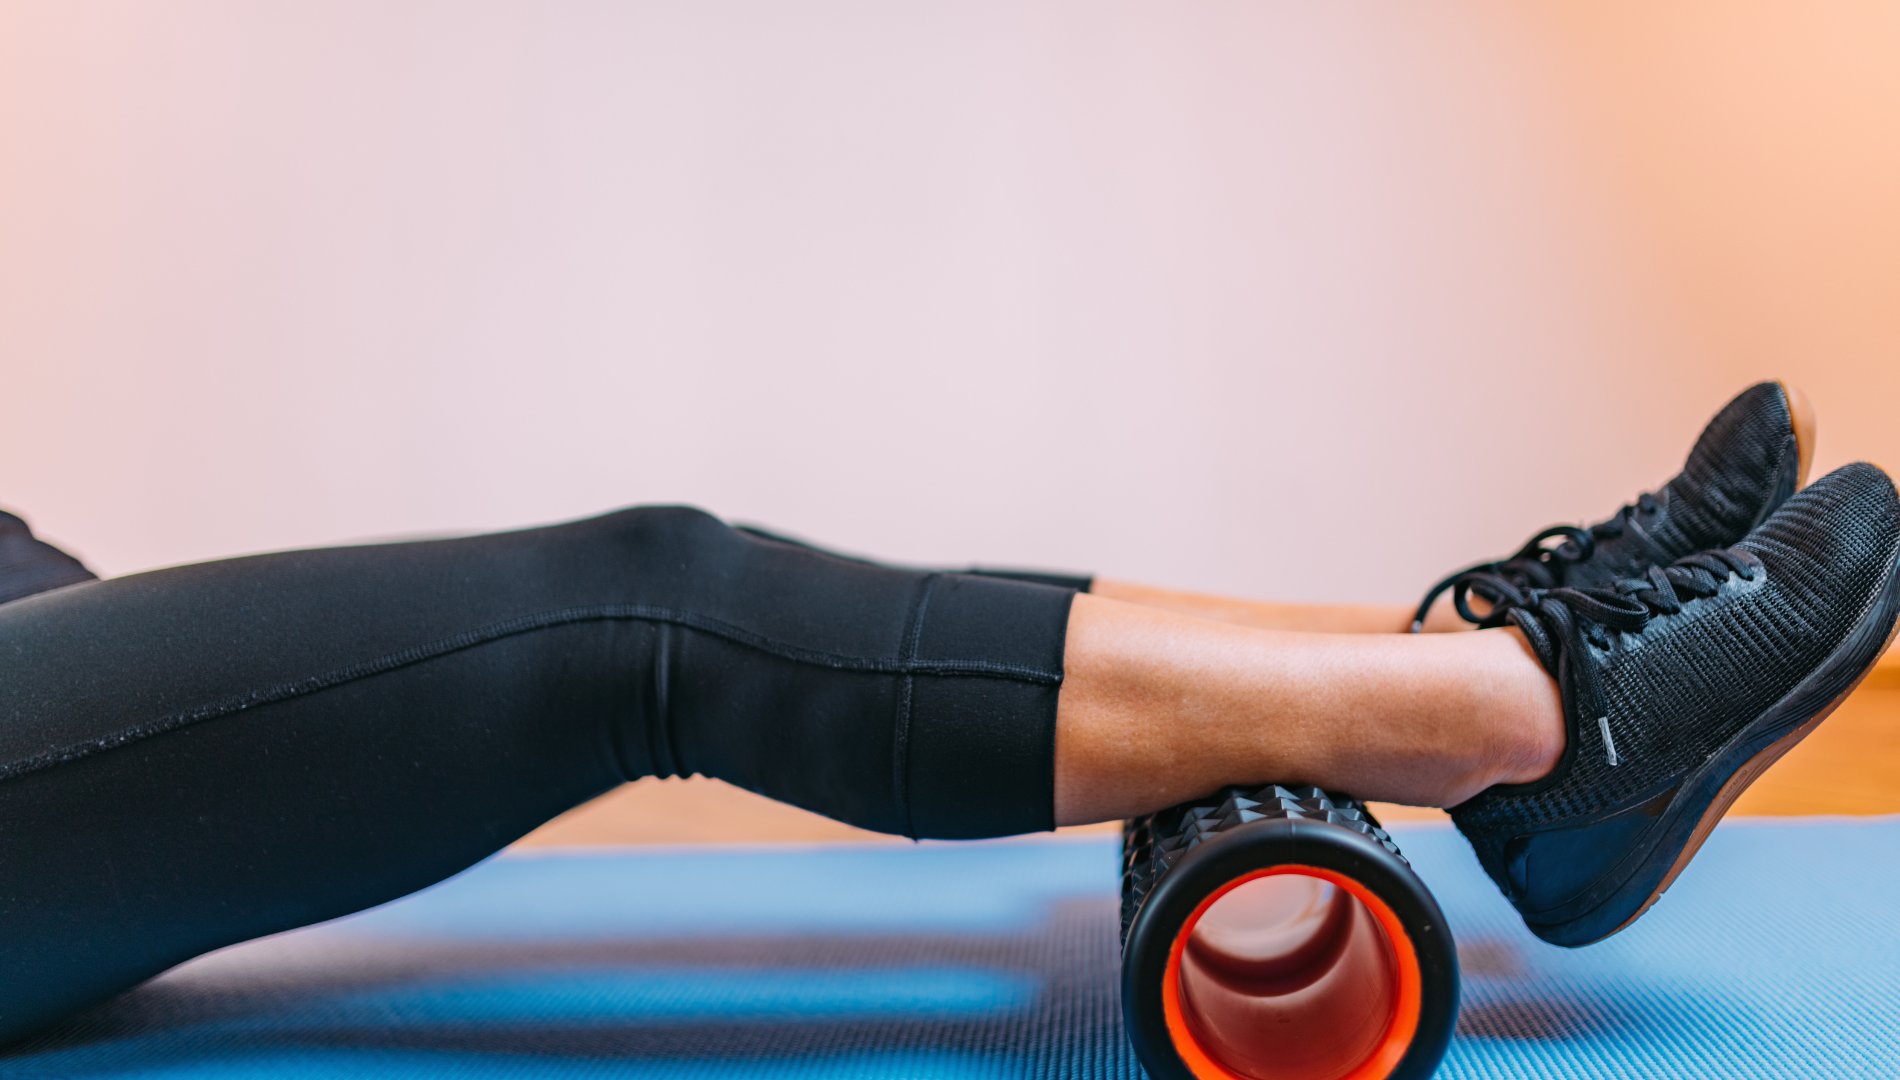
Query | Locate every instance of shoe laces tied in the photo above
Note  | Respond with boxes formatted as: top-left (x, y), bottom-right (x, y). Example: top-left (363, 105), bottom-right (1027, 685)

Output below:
top-left (1411, 525), bottom-right (1596, 632)
top-left (1501, 547), bottom-right (1764, 732)
top-left (1410, 492), bottom-right (1671, 632)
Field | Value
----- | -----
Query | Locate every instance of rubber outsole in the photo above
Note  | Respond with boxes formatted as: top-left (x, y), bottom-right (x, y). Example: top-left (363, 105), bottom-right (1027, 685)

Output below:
top-left (1777, 380), bottom-right (1817, 489)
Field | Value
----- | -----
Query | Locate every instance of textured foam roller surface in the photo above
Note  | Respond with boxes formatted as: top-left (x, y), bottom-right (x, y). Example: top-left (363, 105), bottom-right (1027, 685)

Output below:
top-left (7, 821), bottom-right (1900, 1078)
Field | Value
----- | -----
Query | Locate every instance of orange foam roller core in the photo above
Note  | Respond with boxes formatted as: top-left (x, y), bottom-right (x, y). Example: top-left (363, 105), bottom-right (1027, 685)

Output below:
top-left (1172, 873), bottom-right (1406, 1080)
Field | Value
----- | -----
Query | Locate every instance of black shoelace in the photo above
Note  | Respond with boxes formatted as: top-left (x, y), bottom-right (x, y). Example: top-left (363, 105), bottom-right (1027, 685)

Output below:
top-left (1410, 492), bottom-right (1674, 632)
top-left (1478, 547), bottom-right (1764, 757)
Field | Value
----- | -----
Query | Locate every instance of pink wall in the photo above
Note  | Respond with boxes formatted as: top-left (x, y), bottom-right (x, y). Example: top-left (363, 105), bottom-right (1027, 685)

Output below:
top-left (1, 1), bottom-right (1880, 606)
top-left (1528, 1), bottom-right (1900, 480)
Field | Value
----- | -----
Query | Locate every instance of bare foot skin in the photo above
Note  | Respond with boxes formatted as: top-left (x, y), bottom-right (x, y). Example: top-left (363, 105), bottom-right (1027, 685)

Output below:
top-left (1053, 592), bottom-right (1562, 825)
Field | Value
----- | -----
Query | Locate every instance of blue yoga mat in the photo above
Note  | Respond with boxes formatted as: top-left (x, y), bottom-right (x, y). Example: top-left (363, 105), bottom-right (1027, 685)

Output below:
top-left (7, 818), bottom-right (1900, 1078)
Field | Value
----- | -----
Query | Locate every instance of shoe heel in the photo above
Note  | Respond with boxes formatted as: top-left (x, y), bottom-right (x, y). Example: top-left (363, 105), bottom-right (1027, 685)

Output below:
top-left (1120, 786), bottom-right (1459, 1080)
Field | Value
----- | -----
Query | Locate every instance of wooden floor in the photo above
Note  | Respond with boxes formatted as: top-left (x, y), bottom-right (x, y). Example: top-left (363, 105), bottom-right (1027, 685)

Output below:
top-left (513, 653), bottom-right (1900, 847)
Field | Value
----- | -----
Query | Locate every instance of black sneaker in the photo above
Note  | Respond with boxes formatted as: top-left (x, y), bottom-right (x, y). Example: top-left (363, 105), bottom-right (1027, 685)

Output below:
top-left (0, 509), bottom-right (96, 606)
top-left (1414, 381), bottom-right (1814, 630)
top-left (1451, 462), bottom-right (1900, 947)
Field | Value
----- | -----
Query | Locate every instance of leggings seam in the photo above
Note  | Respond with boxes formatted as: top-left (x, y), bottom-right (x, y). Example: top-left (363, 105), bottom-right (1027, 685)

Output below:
top-left (646, 622), bottom-right (680, 780)
top-left (0, 602), bottom-right (1063, 786)
top-left (891, 574), bottom-right (938, 840)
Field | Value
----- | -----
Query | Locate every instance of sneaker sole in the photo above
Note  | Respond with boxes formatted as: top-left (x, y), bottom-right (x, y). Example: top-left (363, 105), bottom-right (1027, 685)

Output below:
top-left (1778, 379), bottom-right (1817, 488)
top-left (1532, 531), bottom-right (1900, 946)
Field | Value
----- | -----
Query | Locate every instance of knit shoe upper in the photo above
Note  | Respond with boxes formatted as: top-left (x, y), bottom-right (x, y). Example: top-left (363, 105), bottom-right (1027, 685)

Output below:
top-left (1415, 382), bottom-right (1810, 629)
top-left (1450, 462), bottom-right (1900, 946)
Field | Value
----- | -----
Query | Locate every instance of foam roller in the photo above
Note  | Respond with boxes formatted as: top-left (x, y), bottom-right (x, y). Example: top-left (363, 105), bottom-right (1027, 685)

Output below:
top-left (1120, 786), bottom-right (1459, 1080)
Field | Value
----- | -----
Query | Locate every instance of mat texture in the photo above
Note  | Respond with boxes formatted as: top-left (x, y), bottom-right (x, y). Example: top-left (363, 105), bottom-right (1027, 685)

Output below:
top-left (5, 819), bottom-right (1900, 1078)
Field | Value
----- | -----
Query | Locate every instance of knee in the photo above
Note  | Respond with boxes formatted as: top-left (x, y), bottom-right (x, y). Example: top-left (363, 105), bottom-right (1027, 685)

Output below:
top-left (579, 504), bottom-right (757, 570)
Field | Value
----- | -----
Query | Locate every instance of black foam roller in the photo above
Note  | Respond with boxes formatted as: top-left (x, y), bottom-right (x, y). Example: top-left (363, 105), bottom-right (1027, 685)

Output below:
top-left (1120, 785), bottom-right (1459, 1080)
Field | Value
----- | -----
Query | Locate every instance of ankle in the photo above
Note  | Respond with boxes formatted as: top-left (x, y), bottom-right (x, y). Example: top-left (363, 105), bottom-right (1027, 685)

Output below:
top-left (1479, 627), bottom-right (1565, 788)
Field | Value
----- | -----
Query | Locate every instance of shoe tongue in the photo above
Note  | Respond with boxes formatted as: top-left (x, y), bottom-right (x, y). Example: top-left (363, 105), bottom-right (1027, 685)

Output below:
top-left (1643, 383), bottom-right (1799, 559)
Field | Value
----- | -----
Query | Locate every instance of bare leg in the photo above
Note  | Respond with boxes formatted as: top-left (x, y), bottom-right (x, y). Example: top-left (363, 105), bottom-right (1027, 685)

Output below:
top-left (1053, 593), bottom-right (1562, 825)
top-left (1091, 579), bottom-right (1469, 634)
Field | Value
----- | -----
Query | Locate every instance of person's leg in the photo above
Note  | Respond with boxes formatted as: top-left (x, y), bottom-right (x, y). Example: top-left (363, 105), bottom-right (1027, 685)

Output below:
top-left (734, 524), bottom-right (1097, 593)
top-left (1088, 579), bottom-right (1469, 634)
top-left (0, 506), bottom-right (1559, 1043)
top-left (737, 525), bottom-right (1465, 633)
top-left (0, 507), bottom-right (1075, 1042)
top-left (1052, 593), bottom-right (1562, 824)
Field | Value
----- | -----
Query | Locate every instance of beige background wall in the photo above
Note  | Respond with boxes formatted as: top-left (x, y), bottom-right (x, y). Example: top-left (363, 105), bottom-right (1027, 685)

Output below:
top-left (13, 0), bottom-right (1873, 604)
top-left (1526, 1), bottom-right (1900, 477)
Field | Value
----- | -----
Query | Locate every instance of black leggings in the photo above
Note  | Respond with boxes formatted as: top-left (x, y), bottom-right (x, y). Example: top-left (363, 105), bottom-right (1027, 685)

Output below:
top-left (0, 507), bottom-right (1081, 1043)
